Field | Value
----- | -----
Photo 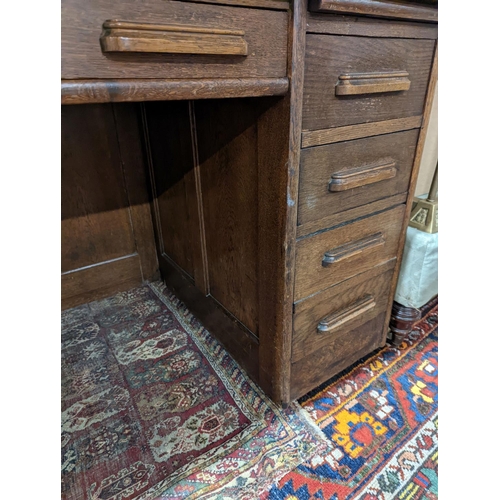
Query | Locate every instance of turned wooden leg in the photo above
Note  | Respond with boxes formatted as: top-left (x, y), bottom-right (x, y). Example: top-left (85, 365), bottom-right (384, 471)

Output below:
top-left (390, 301), bottom-right (421, 347)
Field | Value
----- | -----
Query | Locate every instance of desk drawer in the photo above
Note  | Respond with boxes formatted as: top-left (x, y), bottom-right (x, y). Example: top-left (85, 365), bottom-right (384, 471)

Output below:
top-left (294, 204), bottom-right (405, 301)
top-left (302, 34), bottom-right (435, 131)
top-left (290, 261), bottom-right (394, 399)
top-left (61, 0), bottom-right (288, 80)
top-left (298, 129), bottom-right (419, 226)
top-left (293, 261), bottom-right (395, 363)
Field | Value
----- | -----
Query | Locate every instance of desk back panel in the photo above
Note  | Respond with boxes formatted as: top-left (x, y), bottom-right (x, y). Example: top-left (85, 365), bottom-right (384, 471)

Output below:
top-left (61, 104), bottom-right (158, 309)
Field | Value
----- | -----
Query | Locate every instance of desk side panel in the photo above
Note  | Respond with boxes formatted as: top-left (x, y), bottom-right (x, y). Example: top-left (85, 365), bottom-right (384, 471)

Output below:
top-left (194, 98), bottom-right (272, 336)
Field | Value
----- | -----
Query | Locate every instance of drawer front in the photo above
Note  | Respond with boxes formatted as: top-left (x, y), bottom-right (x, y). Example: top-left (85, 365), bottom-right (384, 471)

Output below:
top-left (302, 34), bottom-right (435, 131)
top-left (290, 261), bottom-right (395, 400)
top-left (61, 0), bottom-right (288, 80)
top-left (298, 129), bottom-right (419, 226)
top-left (294, 204), bottom-right (405, 301)
top-left (291, 312), bottom-right (384, 399)
top-left (292, 260), bottom-right (394, 362)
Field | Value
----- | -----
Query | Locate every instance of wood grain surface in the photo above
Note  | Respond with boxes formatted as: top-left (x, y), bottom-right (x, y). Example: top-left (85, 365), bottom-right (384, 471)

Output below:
top-left (309, 0), bottom-right (437, 22)
top-left (294, 205), bottom-right (405, 300)
top-left (195, 98), bottom-right (276, 335)
top-left (62, 0), bottom-right (288, 80)
top-left (296, 193), bottom-right (407, 238)
top-left (299, 128), bottom-right (419, 225)
top-left (62, 256), bottom-right (143, 310)
top-left (99, 20), bottom-right (249, 56)
top-left (159, 254), bottom-right (260, 383)
top-left (256, 0), bottom-right (308, 404)
top-left (292, 260), bottom-right (395, 362)
top-left (180, 0), bottom-right (290, 10)
top-left (62, 103), bottom-right (157, 309)
top-left (335, 70), bottom-right (411, 96)
top-left (302, 115), bottom-right (422, 148)
top-left (302, 35), bottom-right (435, 130)
top-left (290, 313), bottom-right (385, 399)
top-left (61, 105), bottom-right (137, 274)
top-left (144, 101), bottom-right (197, 279)
top-left (62, 78), bottom-right (290, 105)
top-left (306, 12), bottom-right (438, 39)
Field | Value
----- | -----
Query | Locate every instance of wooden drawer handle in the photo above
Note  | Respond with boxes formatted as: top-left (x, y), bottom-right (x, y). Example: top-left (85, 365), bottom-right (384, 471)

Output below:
top-left (317, 295), bottom-right (376, 333)
top-left (336, 71), bottom-right (411, 96)
top-left (329, 159), bottom-right (397, 192)
top-left (322, 232), bottom-right (385, 267)
top-left (100, 20), bottom-right (248, 56)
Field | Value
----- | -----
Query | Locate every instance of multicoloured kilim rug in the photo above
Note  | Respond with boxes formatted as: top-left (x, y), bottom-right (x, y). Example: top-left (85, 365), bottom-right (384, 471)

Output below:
top-left (264, 304), bottom-right (438, 500)
top-left (61, 282), bottom-right (328, 500)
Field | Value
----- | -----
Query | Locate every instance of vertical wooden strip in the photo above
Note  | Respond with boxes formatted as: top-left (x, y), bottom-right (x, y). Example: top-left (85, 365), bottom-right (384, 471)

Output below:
top-left (112, 103), bottom-right (159, 282)
top-left (382, 43), bottom-right (438, 344)
top-left (188, 101), bottom-right (210, 295)
top-left (258, 0), bottom-right (307, 405)
top-left (140, 102), bottom-right (165, 262)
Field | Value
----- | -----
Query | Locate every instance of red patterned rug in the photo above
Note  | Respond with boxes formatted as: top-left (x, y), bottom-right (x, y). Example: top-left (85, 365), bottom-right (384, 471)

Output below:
top-left (61, 282), bottom-right (328, 500)
top-left (263, 303), bottom-right (438, 500)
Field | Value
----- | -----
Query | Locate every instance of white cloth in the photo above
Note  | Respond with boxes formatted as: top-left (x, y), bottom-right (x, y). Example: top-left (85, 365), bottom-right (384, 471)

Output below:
top-left (394, 226), bottom-right (438, 309)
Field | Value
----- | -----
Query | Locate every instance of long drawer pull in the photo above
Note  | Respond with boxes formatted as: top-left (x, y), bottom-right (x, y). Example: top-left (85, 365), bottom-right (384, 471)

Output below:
top-left (100, 20), bottom-right (248, 56)
top-left (317, 294), bottom-right (376, 333)
top-left (336, 71), bottom-right (411, 96)
top-left (322, 232), bottom-right (385, 267)
top-left (329, 160), bottom-right (397, 192)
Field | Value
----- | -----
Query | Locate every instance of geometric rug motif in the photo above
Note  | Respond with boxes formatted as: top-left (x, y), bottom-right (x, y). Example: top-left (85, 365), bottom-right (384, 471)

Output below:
top-left (62, 282), bottom-right (329, 500)
top-left (264, 304), bottom-right (438, 500)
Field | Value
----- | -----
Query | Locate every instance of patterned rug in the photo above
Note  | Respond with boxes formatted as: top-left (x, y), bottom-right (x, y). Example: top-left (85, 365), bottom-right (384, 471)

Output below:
top-left (61, 282), bottom-right (329, 500)
top-left (264, 304), bottom-right (438, 500)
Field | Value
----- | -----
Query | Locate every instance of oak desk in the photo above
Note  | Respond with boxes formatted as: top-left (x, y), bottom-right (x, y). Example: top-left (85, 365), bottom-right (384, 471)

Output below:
top-left (61, 0), bottom-right (438, 405)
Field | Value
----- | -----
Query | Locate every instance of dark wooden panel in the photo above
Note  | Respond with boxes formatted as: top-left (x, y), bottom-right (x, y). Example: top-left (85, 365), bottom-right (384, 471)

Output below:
top-left (195, 98), bottom-right (277, 334)
top-left (62, 255), bottom-right (143, 310)
top-left (113, 104), bottom-right (159, 282)
top-left (294, 205), bottom-right (405, 300)
top-left (62, 0), bottom-right (288, 80)
top-left (256, 96), bottom-right (294, 399)
top-left (144, 101), bottom-right (196, 279)
top-left (308, 0), bottom-right (438, 23)
top-left (298, 129), bottom-right (419, 225)
top-left (290, 312), bottom-right (385, 400)
top-left (61, 104), bottom-right (137, 273)
top-left (61, 78), bottom-right (290, 105)
top-left (306, 12), bottom-right (438, 39)
top-left (302, 35), bottom-right (435, 131)
top-left (62, 103), bottom-right (158, 308)
top-left (159, 255), bottom-right (260, 383)
top-left (292, 260), bottom-right (395, 362)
